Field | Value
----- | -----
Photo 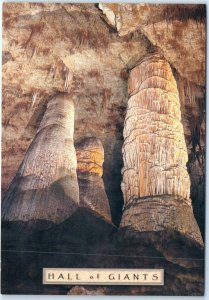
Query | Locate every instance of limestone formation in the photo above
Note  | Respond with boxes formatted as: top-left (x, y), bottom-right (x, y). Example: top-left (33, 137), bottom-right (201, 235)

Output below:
top-left (76, 137), bottom-right (111, 222)
top-left (2, 5), bottom-right (205, 236)
top-left (99, 4), bottom-right (206, 85)
top-left (1, 4), bottom-right (205, 296)
top-left (76, 137), bottom-right (104, 177)
top-left (120, 54), bottom-right (203, 246)
top-left (2, 93), bottom-right (79, 227)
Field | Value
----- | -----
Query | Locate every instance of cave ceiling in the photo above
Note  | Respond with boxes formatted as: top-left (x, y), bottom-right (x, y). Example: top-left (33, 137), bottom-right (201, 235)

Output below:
top-left (2, 3), bottom-right (206, 227)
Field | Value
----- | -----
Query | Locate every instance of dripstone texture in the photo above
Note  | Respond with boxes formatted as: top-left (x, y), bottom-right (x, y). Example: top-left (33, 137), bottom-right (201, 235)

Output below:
top-left (76, 137), bottom-right (104, 177)
top-left (120, 55), bottom-right (203, 246)
top-left (2, 93), bottom-right (79, 227)
top-left (2, 3), bottom-right (205, 229)
top-left (2, 3), bottom-right (150, 222)
top-left (1, 3), bottom-right (205, 296)
top-left (76, 137), bottom-right (111, 221)
top-left (99, 4), bottom-right (206, 85)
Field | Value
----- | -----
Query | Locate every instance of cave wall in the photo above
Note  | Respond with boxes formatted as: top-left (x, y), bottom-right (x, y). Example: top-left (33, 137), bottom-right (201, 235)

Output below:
top-left (1, 4), bottom-right (206, 296)
top-left (2, 3), bottom-right (205, 231)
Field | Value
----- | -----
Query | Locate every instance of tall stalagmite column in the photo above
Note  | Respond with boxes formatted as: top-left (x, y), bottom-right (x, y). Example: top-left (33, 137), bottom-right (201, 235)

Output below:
top-left (120, 54), bottom-right (203, 246)
top-left (2, 93), bottom-right (79, 228)
top-left (76, 137), bottom-right (111, 222)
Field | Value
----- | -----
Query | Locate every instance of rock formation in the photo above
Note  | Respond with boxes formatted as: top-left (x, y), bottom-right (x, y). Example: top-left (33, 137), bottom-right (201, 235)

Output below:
top-left (76, 137), bottom-right (111, 222)
top-left (99, 4), bottom-right (206, 85)
top-left (2, 3), bottom-right (205, 231)
top-left (2, 93), bottom-right (79, 228)
top-left (1, 3), bottom-right (205, 296)
top-left (120, 54), bottom-right (203, 246)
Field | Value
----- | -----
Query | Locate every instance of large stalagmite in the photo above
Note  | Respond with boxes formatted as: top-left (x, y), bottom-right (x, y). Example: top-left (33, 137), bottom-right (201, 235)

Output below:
top-left (76, 137), bottom-right (111, 222)
top-left (120, 54), bottom-right (203, 246)
top-left (2, 93), bottom-right (79, 228)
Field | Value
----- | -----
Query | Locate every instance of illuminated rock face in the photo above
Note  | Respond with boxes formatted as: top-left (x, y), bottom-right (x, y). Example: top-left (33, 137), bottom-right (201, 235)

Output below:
top-left (76, 137), bottom-right (111, 222)
top-left (2, 93), bottom-right (79, 227)
top-left (120, 55), bottom-right (203, 246)
top-left (76, 137), bottom-right (104, 177)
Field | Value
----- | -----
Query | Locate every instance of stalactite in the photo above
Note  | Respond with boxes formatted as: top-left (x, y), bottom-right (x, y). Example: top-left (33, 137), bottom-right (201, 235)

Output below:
top-left (76, 137), bottom-right (112, 222)
top-left (31, 91), bottom-right (38, 108)
top-left (2, 93), bottom-right (79, 228)
top-left (120, 54), bottom-right (203, 246)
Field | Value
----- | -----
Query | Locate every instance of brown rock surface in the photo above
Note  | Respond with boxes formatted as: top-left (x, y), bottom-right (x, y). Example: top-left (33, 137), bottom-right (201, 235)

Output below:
top-left (176, 74), bottom-right (206, 235)
top-left (2, 3), bottom-right (151, 223)
top-left (2, 93), bottom-right (79, 227)
top-left (120, 54), bottom-right (203, 246)
top-left (2, 4), bottom-right (205, 228)
top-left (99, 4), bottom-right (206, 85)
top-left (1, 4), bottom-right (205, 296)
top-left (76, 137), bottom-right (104, 177)
top-left (76, 137), bottom-right (111, 221)
top-left (120, 195), bottom-right (202, 246)
top-left (68, 286), bottom-right (107, 295)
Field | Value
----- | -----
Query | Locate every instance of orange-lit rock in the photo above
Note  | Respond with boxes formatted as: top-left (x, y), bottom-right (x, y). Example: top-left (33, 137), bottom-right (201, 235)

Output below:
top-left (76, 137), bottom-right (104, 177)
top-left (76, 137), bottom-right (111, 222)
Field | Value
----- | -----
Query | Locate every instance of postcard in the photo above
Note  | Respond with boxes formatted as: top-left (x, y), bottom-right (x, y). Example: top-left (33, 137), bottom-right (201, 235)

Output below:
top-left (1, 2), bottom-right (206, 296)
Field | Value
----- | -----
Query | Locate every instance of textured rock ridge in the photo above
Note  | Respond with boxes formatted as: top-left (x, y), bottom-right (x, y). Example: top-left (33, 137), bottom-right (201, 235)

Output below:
top-left (120, 54), bottom-right (203, 246)
top-left (76, 137), bottom-right (104, 177)
top-left (122, 54), bottom-right (190, 201)
top-left (76, 137), bottom-right (111, 221)
top-left (2, 93), bottom-right (79, 227)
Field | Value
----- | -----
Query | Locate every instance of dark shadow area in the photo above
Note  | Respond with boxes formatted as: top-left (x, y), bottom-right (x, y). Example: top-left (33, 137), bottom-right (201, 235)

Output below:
top-left (1, 215), bottom-right (204, 295)
top-left (103, 139), bottom-right (124, 227)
